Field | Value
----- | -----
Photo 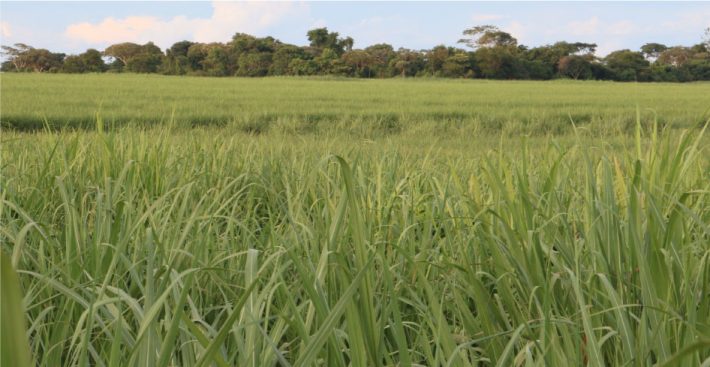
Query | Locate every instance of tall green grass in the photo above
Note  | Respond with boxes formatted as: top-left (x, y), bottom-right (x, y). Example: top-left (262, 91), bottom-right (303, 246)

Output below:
top-left (2, 74), bottom-right (710, 133)
top-left (2, 121), bottom-right (708, 365)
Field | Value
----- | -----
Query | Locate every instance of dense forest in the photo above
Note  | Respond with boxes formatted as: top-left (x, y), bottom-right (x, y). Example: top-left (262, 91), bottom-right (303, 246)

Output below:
top-left (3, 26), bottom-right (710, 82)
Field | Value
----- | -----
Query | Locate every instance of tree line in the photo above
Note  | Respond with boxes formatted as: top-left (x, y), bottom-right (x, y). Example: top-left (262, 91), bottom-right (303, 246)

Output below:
top-left (3, 26), bottom-right (710, 82)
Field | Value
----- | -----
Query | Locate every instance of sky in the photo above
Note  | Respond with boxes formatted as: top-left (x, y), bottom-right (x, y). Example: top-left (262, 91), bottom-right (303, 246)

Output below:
top-left (1, 1), bottom-right (709, 57)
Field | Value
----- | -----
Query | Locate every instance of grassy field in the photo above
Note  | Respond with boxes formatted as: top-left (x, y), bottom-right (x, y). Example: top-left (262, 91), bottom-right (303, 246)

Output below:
top-left (2, 73), bottom-right (710, 133)
top-left (1, 74), bottom-right (710, 366)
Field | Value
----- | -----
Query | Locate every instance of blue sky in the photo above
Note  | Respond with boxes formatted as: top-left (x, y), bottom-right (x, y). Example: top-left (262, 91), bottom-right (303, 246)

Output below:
top-left (1, 1), bottom-right (709, 56)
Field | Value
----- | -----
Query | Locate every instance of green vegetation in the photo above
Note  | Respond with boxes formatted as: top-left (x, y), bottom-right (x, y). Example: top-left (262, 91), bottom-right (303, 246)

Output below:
top-left (3, 25), bottom-right (710, 81)
top-left (2, 75), bottom-right (709, 366)
top-left (3, 73), bottom-right (710, 131)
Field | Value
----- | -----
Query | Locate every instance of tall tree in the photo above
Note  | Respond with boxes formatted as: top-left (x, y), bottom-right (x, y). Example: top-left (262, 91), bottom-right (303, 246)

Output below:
top-left (390, 48), bottom-right (425, 77)
top-left (1, 44), bottom-right (64, 72)
top-left (340, 37), bottom-right (354, 52)
top-left (306, 28), bottom-right (352, 56)
top-left (426, 45), bottom-right (451, 75)
top-left (102, 42), bottom-right (163, 73)
top-left (202, 45), bottom-right (231, 76)
top-left (62, 48), bottom-right (105, 73)
top-left (657, 46), bottom-right (692, 67)
top-left (270, 44), bottom-right (308, 75)
top-left (441, 52), bottom-right (472, 78)
top-left (458, 25), bottom-right (517, 49)
top-left (364, 44), bottom-right (395, 77)
top-left (640, 43), bottom-right (668, 60)
top-left (604, 49), bottom-right (650, 81)
top-left (342, 50), bottom-right (375, 77)
top-left (307, 28), bottom-right (332, 49)
top-left (103, 42), bottom-right (143, 65)
top-left (1, 43), bottom-right (34, 70)
top-left (558, 55), bottom-right (593, 79)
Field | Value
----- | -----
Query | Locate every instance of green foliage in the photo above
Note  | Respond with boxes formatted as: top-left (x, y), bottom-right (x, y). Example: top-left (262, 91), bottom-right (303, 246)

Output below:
top-left (474, 45), bottom-right (525, 79)
top-left (270, 45), bottom-right (308, 76)
top-left (458, 25), bottom-right (518, 49)
top-left (1, 43), bottom-right (64, 72)
top-left (202, 46), bottom-right (232, 76)
top-left (1, 252), bottom-right (34, 367)
top-left (2, 113), bottom-right (708, 365)
top-left (236, 52), bottom-right (271, 77)
top-left (125, 53), bottom-right (162, 73)
top-left (162, 41), bottom-right (195, 75)
top-left (604, 50), bottom-right (650, 81)
top-left (558, 55), bottom-right (593, 80)
top-left (641, 42), bottom-right (668, 59)
top-left (3, 26), bottom-right (710, 81)
top-left (64, 49), bottom-right (104, 73)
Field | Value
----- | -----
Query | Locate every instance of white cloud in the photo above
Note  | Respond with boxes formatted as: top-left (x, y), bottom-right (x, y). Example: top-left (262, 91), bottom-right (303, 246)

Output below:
top-left (471, 14), bottom-right (504, 22)
top-left (310, 18), bottom-right (327, 29)
top-left (343, 15), bottom-right (434, 49)
top-left (607, 20), bottom-right (636, 36)
top-left (568, 17), bottom-right (600, 36)
top-left (504, 21), bottom-right (526, 43)
top-left (661, 10), bottom-right (710, 31)
top-left (564, 17), bottom-right (638, 38)
top-left (1, 21), bottom-right (11, 38)
top-left (595, 41), bottom-right (625, 56)
top-left (64, 1), bottom-right (308, 48)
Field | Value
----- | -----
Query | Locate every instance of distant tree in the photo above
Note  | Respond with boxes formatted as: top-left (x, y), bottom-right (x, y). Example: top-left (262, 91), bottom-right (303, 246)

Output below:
top-left (4, 24), bottom-right (709, 81)
top-left (141, 42), bottom-right (162, 56)
top-left (168, 41), bottom-right (195, 58)
top-left (306, 28), bottom-right (352, 56)
top-left (523, 45), bottom-right (564, 75)
top-left (104, 42), bottom-right (162, 73)
top-left (390, 48), bottom-right (425, 77)
top-left (103, 42), bottom-right (143, 65)
top-left (288, 58), bottom-right (319, 75)
top-left (640, 43), bottom-right (668, 60)
top-left (1, 60), bottom-right (16, 72)
top-left (523, 41), bottom-right (596, 77)
top-left (682, 57), bottom-right (710, 80)
top-left (0, 43), bottom-right (63, 72)
top-left (230, 33), bottom-right (277, 54)
top-left (106, 58), bottom-right (124, 72)
top-left (270, 44), bottom-right (308, 75)
top-left (604, 50), bottom-right (649, 81)
top-left (80, 49), bottom-right (107, 72)
top-left (314, 48), bottom-right (340, 74)
top-left (342, 50), bottom-right (375, 77)
top-left (441, 52), bottom-right (472, 78)
top-left (657, 46), bottom-right (692, 67)
top-left (364, 43), bottom-right (395, 77)
top-left (458, 25), bottom-right (517, 50)
top-left (341, 37), bottom-right (354, 52)
top-left (426, 45), bottom-right (451, 75)
top-left (558, 55), bottom-right (593, 79)
top-left (566, 42), bottom-right (597, 55)
top-left (474, 46), bottom-right (523, 79)
top-left (202, 45), bottom-right (232, 76)
top-left (236, 52), bottom-right (272, 77)
top-left (520, 59), bottom-right (554, 80)
top-left (186, 43), bottom-right (210, 72)
top-left (163, 40), bottom-right (195, 74)
top-left (307, 28), bottom-right (332, 49)
top-left (689, 43), bottom-right (708, 54)
top-left (2, 43), bottom-right (32, 70)
top-left (126, 53), bottom-right (162, 73)
top-left (62, 55), bottom-right (86, 73)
